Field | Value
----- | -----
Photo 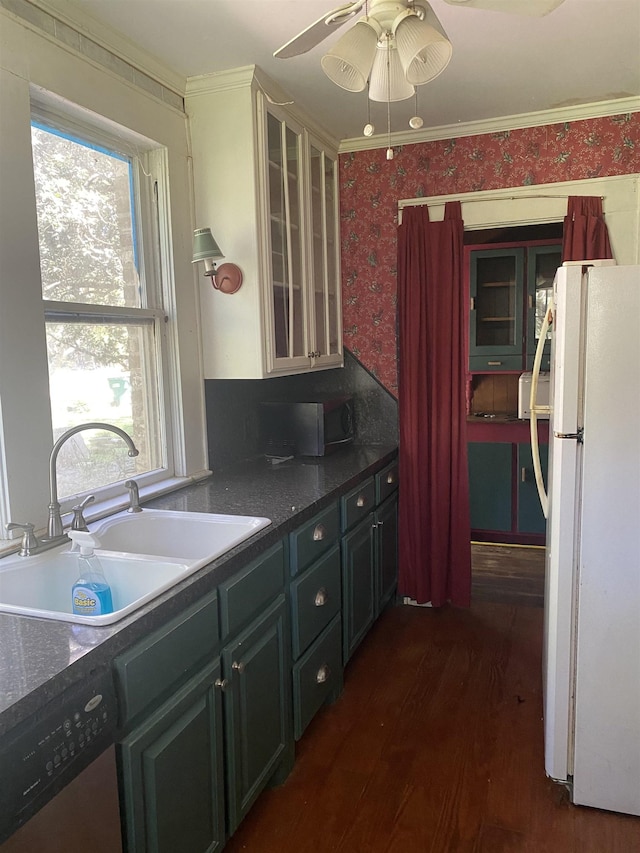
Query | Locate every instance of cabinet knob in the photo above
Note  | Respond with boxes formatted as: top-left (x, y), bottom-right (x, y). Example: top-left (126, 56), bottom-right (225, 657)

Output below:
top-left (312, 523), bottom-right (326, 541)
top-left (232, 661), bottom-right (245, 674)
top-left (316, 665), bottom-right (330, 684)
top-left (314, 587), bottom-right (328, 607)
top-left (356, 495), bottom-right (367, 508)
top-left (386, 472), bottom-right (395, 485)
top-left (214, 678), bottom-right (229, 692)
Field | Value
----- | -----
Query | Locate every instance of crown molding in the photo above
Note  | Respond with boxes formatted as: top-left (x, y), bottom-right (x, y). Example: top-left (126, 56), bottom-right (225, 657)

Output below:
top-left (339, 96), bottom-right (640, 153)
top-left (186, 65), bottom-right (340, 155)
top-left (20, 0), bottom-right (186, 97)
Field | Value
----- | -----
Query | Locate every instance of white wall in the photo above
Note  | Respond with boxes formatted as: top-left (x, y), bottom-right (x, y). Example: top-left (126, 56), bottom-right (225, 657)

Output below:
top-left (0, 9), bottom-right (207, 533)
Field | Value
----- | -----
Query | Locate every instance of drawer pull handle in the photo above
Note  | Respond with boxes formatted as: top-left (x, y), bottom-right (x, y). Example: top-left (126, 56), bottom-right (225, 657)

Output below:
top-left (386, 472), bottom-right (395, 485)
top-left (488, 361), bottom-right (502, 366)
top-left (214, 678), bottom-right (229, 692)
top-left (232, 661), bottom-right (245, 674)
top-left (316, 665), bottom-right (330, 684)
top-left (356, 495), bottom-right (367, 508)
top-left (314, 588), bottom-right (328, 607)
top-left (312, 523), bottom-right (326, 541)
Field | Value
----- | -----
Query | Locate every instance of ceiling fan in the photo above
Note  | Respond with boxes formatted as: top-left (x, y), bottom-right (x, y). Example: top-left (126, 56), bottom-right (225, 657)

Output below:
top-left (274, 0), bottom-right (567, 61)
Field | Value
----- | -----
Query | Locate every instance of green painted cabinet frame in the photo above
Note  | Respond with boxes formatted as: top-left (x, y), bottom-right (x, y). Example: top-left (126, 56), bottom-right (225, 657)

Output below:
top-left (375, 492), bottom-right (398, 615)
top-left (222, 594), bottom-right (292, 835)
top-left (118, 660), bottom-right (226, 853)
top-left (341, 514), bottom-right (376, 663)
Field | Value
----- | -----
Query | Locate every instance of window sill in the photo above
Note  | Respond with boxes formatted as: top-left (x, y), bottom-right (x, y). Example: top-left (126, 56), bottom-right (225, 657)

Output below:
top-left (0, 470), bottom-right (212, 557)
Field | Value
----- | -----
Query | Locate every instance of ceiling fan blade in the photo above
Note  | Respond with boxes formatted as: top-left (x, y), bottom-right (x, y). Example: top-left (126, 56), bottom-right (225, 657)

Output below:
top-left (442, 0), bottom-right (566, 15)
top-left (274, 0), bottom-right (366, 59)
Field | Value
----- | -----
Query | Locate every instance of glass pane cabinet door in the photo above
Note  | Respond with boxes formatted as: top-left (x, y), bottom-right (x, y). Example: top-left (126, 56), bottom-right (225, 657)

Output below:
top-left (309, 144), bottom-right (327, 357)
top-left (324, 154), bottom-right (340, 357)
top-left (266, 112), bottom-right (305, 361)
top-left (469, 248), bottom-right (524, 370)
top-left (526, 245), bottom-right (562, 370)
top-left (308, 142), bottom-right (341, 362)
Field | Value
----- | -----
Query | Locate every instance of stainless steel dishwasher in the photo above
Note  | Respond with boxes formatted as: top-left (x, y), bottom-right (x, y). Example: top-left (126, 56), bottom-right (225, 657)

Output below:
top-left (0, 668), bottom-right (123, 852)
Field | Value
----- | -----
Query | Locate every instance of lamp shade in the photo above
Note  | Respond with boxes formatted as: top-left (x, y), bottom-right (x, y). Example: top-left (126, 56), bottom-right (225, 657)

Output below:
top-left (394, 7), bottom-right (452, 85)
top-left (368, 39), bottom-right (415, 102)
top-left (192, 227), bottom-right (224, 264)
top-left (321, 17), bottom-right (382, 92)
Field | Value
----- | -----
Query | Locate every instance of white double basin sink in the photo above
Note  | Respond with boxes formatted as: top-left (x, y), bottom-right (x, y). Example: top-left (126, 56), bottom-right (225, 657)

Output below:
top-left (0, 510), bottom-right (271, 626)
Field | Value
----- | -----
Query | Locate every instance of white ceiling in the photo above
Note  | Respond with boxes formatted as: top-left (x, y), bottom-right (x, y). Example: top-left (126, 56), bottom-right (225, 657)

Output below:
top-left (47, 0), bottom-right (640, 142)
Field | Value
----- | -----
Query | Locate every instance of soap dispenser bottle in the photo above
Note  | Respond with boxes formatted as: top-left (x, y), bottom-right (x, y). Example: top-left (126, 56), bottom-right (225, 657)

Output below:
top-left (68, 530), bottom-right (113, 617)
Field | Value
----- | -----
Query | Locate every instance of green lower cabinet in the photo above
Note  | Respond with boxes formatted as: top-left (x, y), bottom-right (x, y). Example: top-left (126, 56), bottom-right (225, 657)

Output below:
top-left (468, 442), bottom-right (512, 532)
top-left (222, 594), bottom-right (291, 836)
top-left (118, 660), bottom-right (226, 853)
top-left (517, 442), bottom-right (548, 535)
top-left (292, 615), bottom-right (343, 740)
top-left (341, 513), bottom-right (376, 664)
top-left (375, 493), bottom-right (398, 615)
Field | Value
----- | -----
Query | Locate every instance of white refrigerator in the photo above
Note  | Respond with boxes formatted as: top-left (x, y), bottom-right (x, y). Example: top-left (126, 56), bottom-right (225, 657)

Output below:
top-left (529, 261), bottom-right (640, 816)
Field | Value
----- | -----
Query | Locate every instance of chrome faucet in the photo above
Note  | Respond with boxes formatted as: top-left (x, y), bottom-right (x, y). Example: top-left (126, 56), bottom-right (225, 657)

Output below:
top-left (47, 422), bottom-right (139, 541)
top-left (125, 479), bottom-right (142, 513)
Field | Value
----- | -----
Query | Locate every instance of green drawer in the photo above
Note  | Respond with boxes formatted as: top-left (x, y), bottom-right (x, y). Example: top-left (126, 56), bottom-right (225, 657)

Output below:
top-left (114, 591), bottom-right (219, 727)
top-left (340, 477), bottom-right (375, 532)
top-left (218, 540), bottom-right (285, 639)
top-left (289, 502), bottom-right (340, 577)
top-left (290, 544), bottom-right (341, 659)
top-left (375, 460), bottom-right (399, 504)
top-left (469, 354), bottom-right (523, 372)
top-left (292, 615), bottom-right (343, 741)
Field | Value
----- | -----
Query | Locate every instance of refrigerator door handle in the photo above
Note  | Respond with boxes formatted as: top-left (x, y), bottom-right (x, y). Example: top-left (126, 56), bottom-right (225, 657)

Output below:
top-left (530, 302), bottom-right (554, 518)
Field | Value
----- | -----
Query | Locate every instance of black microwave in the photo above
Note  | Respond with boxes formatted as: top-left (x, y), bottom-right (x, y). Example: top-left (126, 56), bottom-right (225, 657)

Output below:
top-left (259, 397), bottom-right (355, 457)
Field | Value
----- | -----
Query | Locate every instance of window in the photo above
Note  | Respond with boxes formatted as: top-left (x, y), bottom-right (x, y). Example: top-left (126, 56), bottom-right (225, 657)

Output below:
top-left (30, 119), bottom-right (169, 506)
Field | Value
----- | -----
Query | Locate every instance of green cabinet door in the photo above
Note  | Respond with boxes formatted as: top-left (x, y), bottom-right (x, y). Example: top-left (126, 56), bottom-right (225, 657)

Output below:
top-left (469, 247), bottom-right (525, 371)
top-left (375, 493), bottom-right (398, 615)
top-left (222, 594), bottom-right (292, 835)
top-left (341, 514), bottom-right (375, 663)
top-left (517, 442), bottom-right (549, 535)
top-left (468, 442), bottom-right (512, 532)
top-left (118, 660), bottom-right (225, 853)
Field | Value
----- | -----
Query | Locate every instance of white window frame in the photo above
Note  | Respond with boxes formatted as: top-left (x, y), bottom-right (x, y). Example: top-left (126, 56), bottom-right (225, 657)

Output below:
top-left (0, 96), bottom-right (192, 543)
top-left (32, 107), bottom-right (182, 511)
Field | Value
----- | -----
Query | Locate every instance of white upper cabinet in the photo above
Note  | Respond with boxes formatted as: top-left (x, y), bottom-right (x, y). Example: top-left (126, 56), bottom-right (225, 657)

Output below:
top-left (186, 67), bottom-right (342, 379)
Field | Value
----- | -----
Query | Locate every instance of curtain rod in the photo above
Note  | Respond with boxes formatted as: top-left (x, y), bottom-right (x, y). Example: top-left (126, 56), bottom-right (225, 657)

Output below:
top-left (399, 193), bottom-right (604, 208)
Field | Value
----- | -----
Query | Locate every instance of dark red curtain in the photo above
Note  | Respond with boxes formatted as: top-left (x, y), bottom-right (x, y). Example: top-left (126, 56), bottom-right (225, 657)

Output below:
top-left (562, 196), bottom-right (614, 262)
top-left (397, 202), bottom-right (471, 608)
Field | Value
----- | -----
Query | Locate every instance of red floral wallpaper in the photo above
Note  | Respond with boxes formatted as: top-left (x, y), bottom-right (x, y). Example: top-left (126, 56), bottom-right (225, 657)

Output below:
top-left (339, 113), bottom-right (640, 396)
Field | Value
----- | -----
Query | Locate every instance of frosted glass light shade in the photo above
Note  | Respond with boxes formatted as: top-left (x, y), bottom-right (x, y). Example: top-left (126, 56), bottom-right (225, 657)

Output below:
top-left (321, 17), bottom-right (381, 92)
top-left (192, 227), bottom-right (224, 263)
top-left (369, 42), bottom-right (415, 102)
top-left (394, 8), bottom-right (452, 85)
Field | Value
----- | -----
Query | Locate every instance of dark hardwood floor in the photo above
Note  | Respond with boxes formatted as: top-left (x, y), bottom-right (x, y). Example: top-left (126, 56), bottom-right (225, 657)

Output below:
top-left (226, 546), bottom-right (640, 852)
top-left (471, 542), bottom-right (545, 608)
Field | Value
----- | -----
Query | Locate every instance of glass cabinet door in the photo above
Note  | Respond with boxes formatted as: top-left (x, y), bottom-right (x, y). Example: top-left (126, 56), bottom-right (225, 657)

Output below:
top-left (469, 248), bottom-right (524, 370)
top-left (308, 142), bottom-right (341, 362)
top-left (266, 111), bottom-right (305, 362)
top-left (526, 245), bottom-right (562, 370)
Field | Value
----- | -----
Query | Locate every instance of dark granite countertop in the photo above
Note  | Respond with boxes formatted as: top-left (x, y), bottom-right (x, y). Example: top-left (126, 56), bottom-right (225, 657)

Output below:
top-left (0, 444), bottom-right (397, 738)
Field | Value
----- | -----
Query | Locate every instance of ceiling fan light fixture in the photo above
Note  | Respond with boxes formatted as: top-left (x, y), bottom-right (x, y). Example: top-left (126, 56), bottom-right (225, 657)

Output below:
top-left (321, 16), bottom-right (382, 92)
top-left (369, 38), bottom-right (415, 102)
top-left (394, 6), bottom-right (452, 84)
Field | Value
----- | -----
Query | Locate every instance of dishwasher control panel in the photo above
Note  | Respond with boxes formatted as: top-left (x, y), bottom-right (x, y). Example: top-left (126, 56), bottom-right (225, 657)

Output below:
top-left (0, 667), bottom-right (117, 842)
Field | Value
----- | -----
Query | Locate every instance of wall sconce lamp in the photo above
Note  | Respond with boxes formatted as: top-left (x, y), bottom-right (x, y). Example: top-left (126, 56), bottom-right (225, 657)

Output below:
top-left (192, 227), bottom-right (243, 294)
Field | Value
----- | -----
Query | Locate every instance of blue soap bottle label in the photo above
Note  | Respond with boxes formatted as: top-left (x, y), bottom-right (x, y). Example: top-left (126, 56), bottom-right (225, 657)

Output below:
top-left (72, 583), bottom-right (113, 616)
